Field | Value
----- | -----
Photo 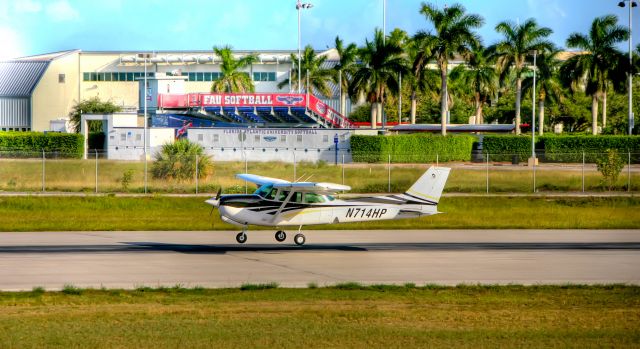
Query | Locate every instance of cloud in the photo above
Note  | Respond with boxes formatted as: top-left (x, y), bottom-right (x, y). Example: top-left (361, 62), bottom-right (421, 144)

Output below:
top-left (14, 0), bottom-right (42, 13)
top-left (46, 0), bottom-right (79, 22)
top-left (0, 27), bottom-right (24, 59)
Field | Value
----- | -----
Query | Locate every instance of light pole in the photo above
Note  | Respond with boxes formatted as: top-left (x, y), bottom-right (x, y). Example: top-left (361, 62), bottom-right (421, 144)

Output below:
top-left (531, 50), bottom-right (537, 160)
top-left (619, 0), bottom-right (637, 134)
top-left (138, 53), bottom-right (153, 194)
top-left (296, 1), bottom-right (313, 94)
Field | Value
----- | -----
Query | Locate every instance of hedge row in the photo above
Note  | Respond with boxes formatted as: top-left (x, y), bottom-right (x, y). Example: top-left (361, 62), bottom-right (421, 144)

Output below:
top-left (350, 134), bottom-right (476, 163)
top-left (0, 132), bottom-right (84, 158)
top-left (483, 135), bottom-right (640, 162)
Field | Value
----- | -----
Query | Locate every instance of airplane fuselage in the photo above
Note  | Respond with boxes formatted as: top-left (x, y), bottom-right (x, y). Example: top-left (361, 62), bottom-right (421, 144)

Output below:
top-left (218, 194), bottom-right (439, 227)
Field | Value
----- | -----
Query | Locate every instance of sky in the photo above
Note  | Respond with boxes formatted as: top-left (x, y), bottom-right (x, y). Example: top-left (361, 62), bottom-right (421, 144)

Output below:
top-left (0, 0), bottom-right (637, 59)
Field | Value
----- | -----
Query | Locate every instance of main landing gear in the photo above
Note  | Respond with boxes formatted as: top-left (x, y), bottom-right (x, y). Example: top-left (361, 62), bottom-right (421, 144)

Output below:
top-left (234, 227), bottom-right (306, 246)
top-left (275, 230), bottom-right (305, 245)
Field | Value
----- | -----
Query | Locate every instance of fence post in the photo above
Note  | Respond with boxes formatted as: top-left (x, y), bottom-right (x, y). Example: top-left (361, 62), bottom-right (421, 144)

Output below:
top-left (95, 149), bottom-right (98, 194)
top-left (486, 152), bottom-right (489, 194)
top-left (244, 151), bottom-right (248, 194)
top-left (195, 154), bottom-right (199, 194)
top-left (436, 153), bottom-right (439, 167)
top-left (628, 152), bottom-right (631, 192)
top-left (41, 149), bottom-right (45, 192)
top-left (342, 153), bottom-right (345, 185)
top-left (293, 151), bottom-right (297, 182)
top-left (388, 154), bottom-right (391, 193)
top-left (582, 151), bottom-right (585, 193)
top-left (144, 152), bottom-right (148, 194)
top-left (532, 150), bottom-right (536, 193)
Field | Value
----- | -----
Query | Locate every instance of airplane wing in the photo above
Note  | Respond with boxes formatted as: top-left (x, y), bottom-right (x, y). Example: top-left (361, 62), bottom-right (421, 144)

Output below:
top-left (236, 174), bottom-right (290, 186)
top-left (272, 181), bottom-right (351, 194)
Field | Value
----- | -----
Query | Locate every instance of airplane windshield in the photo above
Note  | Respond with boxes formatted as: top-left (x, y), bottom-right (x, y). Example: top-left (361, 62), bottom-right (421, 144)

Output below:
top-left (254, 184), bottom-right (273, 198)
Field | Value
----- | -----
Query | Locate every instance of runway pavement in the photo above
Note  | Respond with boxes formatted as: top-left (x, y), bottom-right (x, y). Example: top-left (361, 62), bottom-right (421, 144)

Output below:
top-left (0, 229), bottom-right (638, 290)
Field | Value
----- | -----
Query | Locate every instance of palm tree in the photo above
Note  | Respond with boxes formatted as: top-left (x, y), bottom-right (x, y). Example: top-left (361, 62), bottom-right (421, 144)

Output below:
top-left (278, 45), bottom-right (333, 97)
top-left (406, 31), bottom-right (440, 124)
top-left (561, 15), bottom-right (628, 135)
top-left (210, 46), bottom-right (258, 93)
top-left (449, 45), bottom-right (497, 125)
top-left (420, 2), bottom-right (483, 135)
top-left (489, 18), bottom-right (553, 135)
top-left (332, 36), bottom-right (358, 116)
top-left (521, 49), bottom-right (564, 135)
top-left (349, 29), bottom-right (408, 128)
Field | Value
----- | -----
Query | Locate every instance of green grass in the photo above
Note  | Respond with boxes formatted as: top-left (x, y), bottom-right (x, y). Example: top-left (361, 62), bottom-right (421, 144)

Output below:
top-left (0, 196), bottom-right (638, 231)
top-left (0, 285), bottom-right (637, 348)
top-left (0, 158), bottom-right (637, 193)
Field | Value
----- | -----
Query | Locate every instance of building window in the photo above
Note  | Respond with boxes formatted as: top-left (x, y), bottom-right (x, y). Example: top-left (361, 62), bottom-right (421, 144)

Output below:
top-left (213, 134), bottom-right (219, 142)
top-left (323, 135), bottom-right (329, 142)
top-left (58, 74), bottom-right (66, 83)
top-left (120, 134), bottom-right (126, 141)
top-left (197, 134), bottom-right (204, 141)
top-left (252, 72), bottom-right (276, 81)
top-left (280, 135), bottom-right (286, 142)
top-left (135, 134), bottom-right (142, 141)
top-left (83, 72), bottom-right (90, 81)
top-left (297, 135), bottom-right (303, 142)
top-left (254, 135), bottom-right (260, 142)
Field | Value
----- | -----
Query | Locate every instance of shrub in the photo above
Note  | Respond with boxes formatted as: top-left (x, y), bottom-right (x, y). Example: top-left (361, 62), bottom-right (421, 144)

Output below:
top-left (151, 139), bottom-right (213, 181)
top-left (351, 134), bottom-right (475, 163)
top-left (482, 135), bottom-right (537, 162)
top-left (0, 131), bottom-right (84, 158)
top-left (596, 149), bottom-right (625, 190)
top-left (543, 135), bottom-right (640, 162)
top-left (68, 97), bottom-right (122, 132)
top-left (119, 169), bottom-right (135, 191)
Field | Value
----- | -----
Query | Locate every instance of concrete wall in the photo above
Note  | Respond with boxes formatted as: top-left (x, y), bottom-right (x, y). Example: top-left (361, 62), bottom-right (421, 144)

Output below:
top-left (105, 127), bottom-right (353, 162)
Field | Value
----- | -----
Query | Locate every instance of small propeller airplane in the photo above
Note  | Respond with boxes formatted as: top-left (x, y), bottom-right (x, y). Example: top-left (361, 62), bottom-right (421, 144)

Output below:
top-left (206, 166), bottom-right (450, 245)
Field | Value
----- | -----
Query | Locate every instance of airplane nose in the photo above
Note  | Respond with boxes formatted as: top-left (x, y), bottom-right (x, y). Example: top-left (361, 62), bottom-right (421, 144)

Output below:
top-left (205, 198), bottom-right (220, 207)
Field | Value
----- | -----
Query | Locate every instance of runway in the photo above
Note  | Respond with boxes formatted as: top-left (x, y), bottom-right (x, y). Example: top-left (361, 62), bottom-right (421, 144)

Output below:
top-left (0, 230), bottom-right (639, 290)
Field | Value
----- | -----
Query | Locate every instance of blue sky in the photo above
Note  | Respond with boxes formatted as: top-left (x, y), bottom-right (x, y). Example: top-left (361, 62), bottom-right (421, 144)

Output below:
top-left (0, 0), bottom-right (637, 59)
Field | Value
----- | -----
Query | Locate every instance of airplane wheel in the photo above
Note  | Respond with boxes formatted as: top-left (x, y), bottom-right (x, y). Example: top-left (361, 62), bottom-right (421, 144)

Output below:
top-left (294, 233), bottom-right (306, 246)
top-left (275, 230), bottom-right (286, 242)
top-left (236, 232), bottom-right (247, 244)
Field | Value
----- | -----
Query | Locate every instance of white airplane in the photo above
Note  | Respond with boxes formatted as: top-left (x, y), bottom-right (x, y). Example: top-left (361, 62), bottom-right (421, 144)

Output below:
top-left (206, 166), bottom-right (450, 245)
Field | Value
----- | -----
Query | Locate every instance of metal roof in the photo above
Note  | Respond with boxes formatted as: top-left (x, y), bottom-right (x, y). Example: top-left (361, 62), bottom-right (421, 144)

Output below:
top-left (0, 61), bottom-right (49, 97)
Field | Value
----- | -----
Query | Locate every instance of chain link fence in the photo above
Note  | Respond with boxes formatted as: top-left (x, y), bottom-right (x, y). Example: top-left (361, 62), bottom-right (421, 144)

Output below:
top-left (0, 149), bottom-right (637, 194)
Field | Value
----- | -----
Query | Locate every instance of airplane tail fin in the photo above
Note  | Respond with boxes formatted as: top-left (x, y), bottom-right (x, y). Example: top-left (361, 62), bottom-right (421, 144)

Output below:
top-left (404, 167), bottom-right (450, 204)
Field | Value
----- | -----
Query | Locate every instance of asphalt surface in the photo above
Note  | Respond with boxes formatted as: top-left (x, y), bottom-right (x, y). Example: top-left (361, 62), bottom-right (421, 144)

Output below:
top-left (0, 229), bottom-right (638, 290)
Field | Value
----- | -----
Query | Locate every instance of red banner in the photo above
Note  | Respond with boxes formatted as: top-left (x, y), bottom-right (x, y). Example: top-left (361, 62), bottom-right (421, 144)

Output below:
top-left (158, 93), bottom-right (353, 128)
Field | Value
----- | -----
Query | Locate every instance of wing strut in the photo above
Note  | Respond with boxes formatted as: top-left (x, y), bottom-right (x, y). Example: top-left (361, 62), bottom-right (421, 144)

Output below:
top-left (271, 190), bottom-right (294, 223)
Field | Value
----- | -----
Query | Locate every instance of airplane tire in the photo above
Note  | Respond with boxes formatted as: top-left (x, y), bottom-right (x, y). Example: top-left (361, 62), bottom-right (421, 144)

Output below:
top-left (236, 232), bottom-right (247, 244)
top-left (275, 231), bottom-right (286, 242)
top-left (294, 233), bottom-right (306, 246)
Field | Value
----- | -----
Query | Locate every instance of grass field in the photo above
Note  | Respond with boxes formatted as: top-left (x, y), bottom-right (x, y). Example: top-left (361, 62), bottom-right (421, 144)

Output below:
top-left (0, 285), bottom-right (637, 348)
top-left (0, 158), bottom-right (637, 193)
top-left (0, 196), bottom-right (638, 231)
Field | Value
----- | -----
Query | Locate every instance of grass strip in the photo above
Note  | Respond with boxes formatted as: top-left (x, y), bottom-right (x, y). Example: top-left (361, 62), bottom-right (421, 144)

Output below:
top-left (0, 196), bottom-right (639, 231)
top-left (0, 284), bottom-right (637, 348)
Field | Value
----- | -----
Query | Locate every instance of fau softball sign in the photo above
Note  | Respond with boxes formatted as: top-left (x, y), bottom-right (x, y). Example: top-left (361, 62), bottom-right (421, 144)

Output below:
top-left (195, 93), bottom-right (306, 107)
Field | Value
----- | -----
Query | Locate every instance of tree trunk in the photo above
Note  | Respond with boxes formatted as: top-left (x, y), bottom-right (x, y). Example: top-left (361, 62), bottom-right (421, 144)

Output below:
top-left (591, 94), bottom-right (599, 135)
top-left (371, 103), bottom-right (377, 129)
top-left (515, 78), bottom-right (522, 135)
top-left (538, 100), bottom-right (544, 136)
top-left (440, 63), bottom-right (448, 136)
top-left (377, 102), bottom-right (383, 125)
top-left (602, 91), bottom-right (607, 129)
top-left (474, 92), bottom-right (481, 124)
top-left (410, 90), bottom-right (417, 124)
top-left (340, 91), bottom-right (347, 117)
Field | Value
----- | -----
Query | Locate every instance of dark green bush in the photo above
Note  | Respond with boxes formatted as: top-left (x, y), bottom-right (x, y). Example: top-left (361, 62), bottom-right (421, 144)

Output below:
top-left (351, 134), bottom-right (475, 163)
top-left (0, 132), bottom-right (84, 158)
top-left (542, 135), bottom-right (640, 162)
top-left (482, 135), bottom-right (538, 162)
top-left (151, 139), bottom-right (213, 181)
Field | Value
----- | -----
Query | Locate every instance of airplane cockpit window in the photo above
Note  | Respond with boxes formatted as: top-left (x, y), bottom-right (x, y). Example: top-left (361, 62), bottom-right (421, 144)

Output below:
top-left (265, 188), bottom-right (278, 200)
top-left (277, 190), bottom-right (290, 201)
top-left (254, 184), bottom-right (273, 198)
top-left (326, 195), bottom-right (335, 201)
top-left (291, 192), bottom-right (302, 203)
top-left (303, 193), bottom-right (326, 204)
